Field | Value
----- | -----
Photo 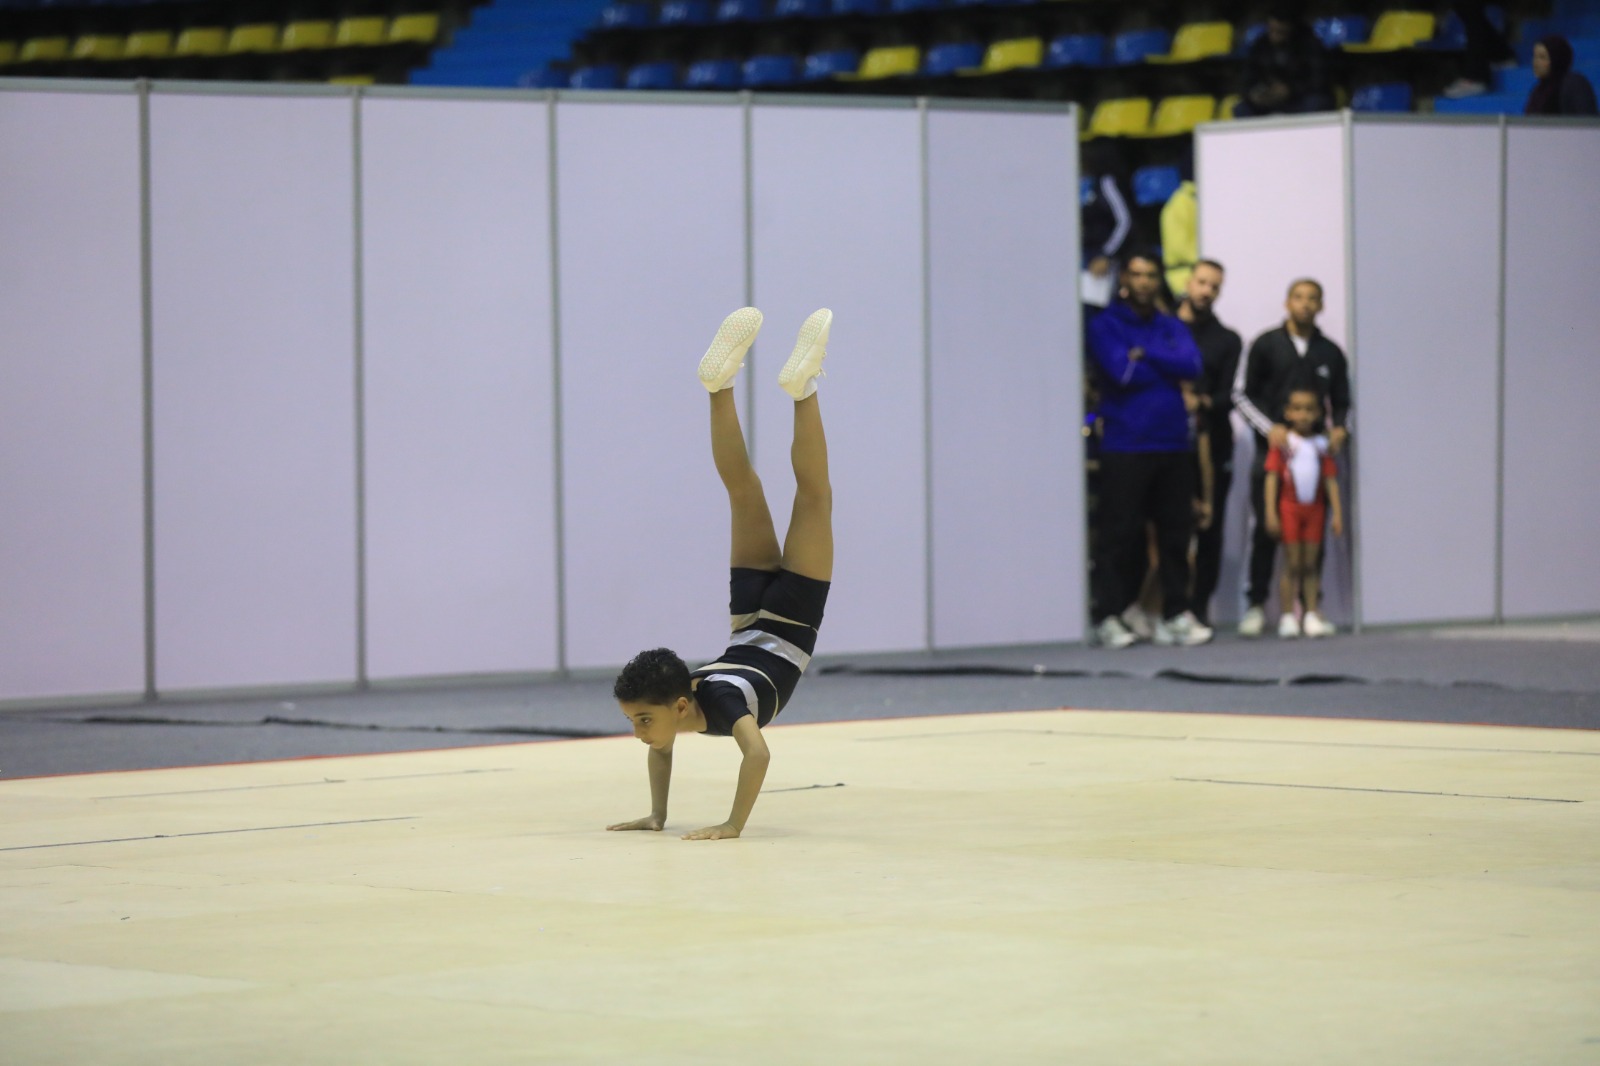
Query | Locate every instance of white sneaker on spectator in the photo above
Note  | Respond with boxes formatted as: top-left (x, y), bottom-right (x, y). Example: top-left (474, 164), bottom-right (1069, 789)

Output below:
top-left (1094, 616), bottom-right (1138, 649)
top-left (1238, 605), bottom-right (1265, 638)
top-left (1120, 604), bottom-right (1155, 642)
top-left (778, 308), bottom-right (831, 400)
top-left (1154, 611), bottom-right (1214, 646)
top-left (698, 307), bottom-right (763, 392)
top-left (1278, 612), bottom-right (1301, 639)
top-left (1302, 611), bottom-right (1336, 638)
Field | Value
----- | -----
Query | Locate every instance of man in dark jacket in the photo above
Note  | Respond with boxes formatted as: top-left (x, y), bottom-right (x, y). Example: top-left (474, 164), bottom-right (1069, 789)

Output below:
top-left (1232, 277), bottom-right (1352, 637)
top-left (1176, 259), bottom-right (1243, 628)
top-left (1235, 4), bottom-right (1335, 117)
top-left (1087, 251), bottom-right (1212, 648)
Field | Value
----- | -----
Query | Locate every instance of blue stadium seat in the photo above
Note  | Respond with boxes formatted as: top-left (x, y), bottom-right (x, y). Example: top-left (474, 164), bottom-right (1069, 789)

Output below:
top-left (686, 56), bottom-right (742, 87)
top-left (569, 63), bottom-right (621, 89)
top-left (601, 2), bottom-right (653, 29)
top-left (1432, 91), bottom-right (1524, 114)
top-left (773, 0), bottom-right (825, 16)
top-left (716, 0), bottom-right (767, 21)
top-left (832, 0), bottom-right (885, 13)
top-left (1079, 175), bottom-right (1095, 206)
top-left (1133, 165), bottom-right (1182, 207)
top-left (1350, 81), bottom-right (1412, 111)
top-left (1313, 15), bottom-right (1371, 49)
top-left (890, 0), bottom-right (939, 10)
top-left (803, 48), bottom-right (859, 77)
top-left (744, 53), bottom-right (799, 84)
top-left (517, 65), bottom-right (570, 89)
top-left (1111, 28), bottom-right (1172, 65)
top-left (922, 40), bottom-right (983, 75)
top-left (659, 1), bottom-right (712, 26)
top-left (1238, 22), bottom-right (1265, 53)
top-left (1494, 66), bottom-right (1537, 94)
top-left (1427, 11), bottom-right (1466, 49)
top-left (1045, 32), bottom-right (1106, 67)
top-left (626, 60), bottom-right (679, 88)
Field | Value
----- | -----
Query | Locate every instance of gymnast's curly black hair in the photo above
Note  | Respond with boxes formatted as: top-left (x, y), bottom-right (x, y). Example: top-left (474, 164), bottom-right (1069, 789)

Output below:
top-left (613, 647), bottom-right (692, 705)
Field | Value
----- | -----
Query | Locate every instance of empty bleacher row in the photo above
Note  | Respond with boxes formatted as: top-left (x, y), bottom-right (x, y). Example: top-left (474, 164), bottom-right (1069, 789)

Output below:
top-left (0, 0), bottom-right (475, 84)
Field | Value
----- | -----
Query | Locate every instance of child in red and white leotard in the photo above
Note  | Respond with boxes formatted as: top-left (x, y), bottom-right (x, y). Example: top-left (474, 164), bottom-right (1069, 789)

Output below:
top-left (1263, 388), bottom-right (1344, 638)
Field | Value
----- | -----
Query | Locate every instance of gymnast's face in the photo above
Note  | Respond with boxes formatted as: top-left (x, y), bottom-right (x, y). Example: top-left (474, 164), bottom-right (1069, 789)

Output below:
top-left (619, 698), bottom-right (690, 750)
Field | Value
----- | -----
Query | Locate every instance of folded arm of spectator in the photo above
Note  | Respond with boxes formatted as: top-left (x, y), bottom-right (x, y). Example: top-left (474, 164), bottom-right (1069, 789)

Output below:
top-left (1087, 315), bottom-right (1161, 389)
top-left (1136, 318), bottom-right (1204, 381)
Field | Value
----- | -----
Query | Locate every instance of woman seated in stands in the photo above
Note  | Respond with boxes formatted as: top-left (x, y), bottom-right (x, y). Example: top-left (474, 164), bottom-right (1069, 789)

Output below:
top-left (1525, 36), bottom-right (1599, 116)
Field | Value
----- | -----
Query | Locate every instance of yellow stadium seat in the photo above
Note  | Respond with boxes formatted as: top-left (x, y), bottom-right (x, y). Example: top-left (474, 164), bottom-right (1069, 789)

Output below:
top-left (1086, 97), bottom-right (1152, 138)
top-left (387, 13), bottom-right (439, 45)
top-left (227, 23), bottom-right (280, 54)
top-left (0, 40), bottom-right (17, 66)
top-left (977, 36), bottom-right (1043, 74)
top-left (1343, 11), bottom-right (1435, 52)
top-left (174, 27), bottom-right (227, 57)
top-left (1218, 93), bottom-right (1240, 119)
top-left (72, 34), bottom-right (125, 60)
top-left (329, 74), bottom-right (376, 85)
top-left (839, 45), bottom-right (919, 80)
top-left (281, 20), bottom-right (334, 50)
top-left (1147, 22), bottom-right (1233, 64)
top-left (124, 30), bottom-right (174, 59)
top-left (1136, 94), bottom-right (1217, 136)
top-left (334, 17), bottom-right (388, 47)
top-left (19, 36), bottom-right (70, 62)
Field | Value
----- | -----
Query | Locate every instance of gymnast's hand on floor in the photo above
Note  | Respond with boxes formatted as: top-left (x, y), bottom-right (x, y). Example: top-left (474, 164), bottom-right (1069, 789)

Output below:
top-left (607, 815), bottom-right (664, 832)
top-left (682, 822), bottom-right (741, 841)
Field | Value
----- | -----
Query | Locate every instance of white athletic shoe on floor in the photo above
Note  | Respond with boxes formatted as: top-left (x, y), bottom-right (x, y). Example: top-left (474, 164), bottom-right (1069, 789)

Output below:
top-left (1154, 610), bottom-right (1214, 647)
top-left (1120, 604), bottom-right (1155, 642)
top-left (699, 307), bottom-right (764, 392)
top-left (1301, 611), bottom-right (1336, 638)
top-left (778, 308), bottom-right (831, 400)
top-left (1278, 612), bottom-right (1302, 639)
top-left (1238, 605), bottom-right (1265, 638)
top-left (1093, 615), bottom-right (1138, 650)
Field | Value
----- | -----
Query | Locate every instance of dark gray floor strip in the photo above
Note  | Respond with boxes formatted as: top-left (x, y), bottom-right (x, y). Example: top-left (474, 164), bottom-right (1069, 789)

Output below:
top-left (765, 782), bottom-right (846, 794)
top-left (1, 816), bottom-right (418, 851)
top-left (1174, 777), bottom-right (1580, 803)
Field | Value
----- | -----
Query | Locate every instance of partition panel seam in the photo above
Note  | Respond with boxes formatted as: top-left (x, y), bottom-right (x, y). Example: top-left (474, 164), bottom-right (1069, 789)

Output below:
top-left (138, 80), bottom-right (157, 699)
top-left (1493, 115), bottom-right (1508, 623)
top-left (351, 89), bottom-right (369, 686)
top-left (1343, 110), bottom-right (1362, 633)
top-left (742, 92), bottom-right (756, 456)
top-left (548, 96), bottom-right (569, 674)
top-left (918, 98), bottom-right (935, 652)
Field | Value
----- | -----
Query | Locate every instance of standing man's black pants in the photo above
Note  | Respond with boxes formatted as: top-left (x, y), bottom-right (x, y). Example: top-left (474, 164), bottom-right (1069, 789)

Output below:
top-left (1093, 450), bottom-right (1195, 624)
top-left (1192, 464), bottom-right (1232, 625)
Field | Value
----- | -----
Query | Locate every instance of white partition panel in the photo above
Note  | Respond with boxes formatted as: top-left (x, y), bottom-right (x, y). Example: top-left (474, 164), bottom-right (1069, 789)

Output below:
top-left (556, 99), bottom-right (746, 671)
top-left (1351, 122), bottom-right (1501, 625)
top-left (1196, 118), bottom-right (1349, 353)
top-left (1502, 125), bottom-right (1600, 619)
top-left (0, 89), bottom-right (146, 701)
top-left (926, 107), bottom-right (1084, 647)
top-left (149, 92), bottom-right (358, 691)
top-left (750, 102), bottom-right (927, 655)
top-left (361, 96), bottom-right (558, 680)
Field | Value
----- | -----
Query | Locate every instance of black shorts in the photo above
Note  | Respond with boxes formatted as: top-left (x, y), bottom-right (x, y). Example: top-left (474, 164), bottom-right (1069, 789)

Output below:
top-left (691, 567), bottom-right (830, 735)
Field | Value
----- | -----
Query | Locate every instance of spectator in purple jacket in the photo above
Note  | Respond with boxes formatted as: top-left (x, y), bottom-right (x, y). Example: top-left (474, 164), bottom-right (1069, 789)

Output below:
top-left (1086, 251), bottom-right (1213, 649)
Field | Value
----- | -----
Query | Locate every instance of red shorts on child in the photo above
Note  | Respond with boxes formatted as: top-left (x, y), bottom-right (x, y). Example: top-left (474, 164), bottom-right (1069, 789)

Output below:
top-left (1279, 496), bottom-right (1326, 545)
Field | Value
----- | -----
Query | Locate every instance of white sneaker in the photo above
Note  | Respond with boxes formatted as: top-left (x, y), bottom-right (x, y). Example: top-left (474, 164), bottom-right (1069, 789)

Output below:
top-left (1238, 605), bottom-right (1265, 638)
top-left (1094, 615), bottom-right (1138, 649)
top-left (1154, 611), bottom-right (1214, 646)
top-left (1120, 604), bottom-right (1154, 641)
top-left (1442, 78), bottom-right (1488, 98)
top-left (1302, 611), bottom-right (1336, 638)
top-left (699, 307), bottom-right (763, 392)
top-left (778, 308), bottom-right (831, 400)
top-left (1278, 612), bottom-right (1301, 639)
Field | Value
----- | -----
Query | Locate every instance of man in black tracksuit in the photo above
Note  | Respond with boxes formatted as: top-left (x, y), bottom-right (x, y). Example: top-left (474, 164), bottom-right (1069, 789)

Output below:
top-left (1176, 260), bottom-right (1243, 627)
top-left (1231, 278), bottom-right (1351, 635)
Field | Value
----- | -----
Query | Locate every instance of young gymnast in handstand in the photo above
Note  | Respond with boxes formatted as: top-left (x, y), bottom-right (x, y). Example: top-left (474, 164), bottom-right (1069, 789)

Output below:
top-left (607, 306), bottom-right (834, 841)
